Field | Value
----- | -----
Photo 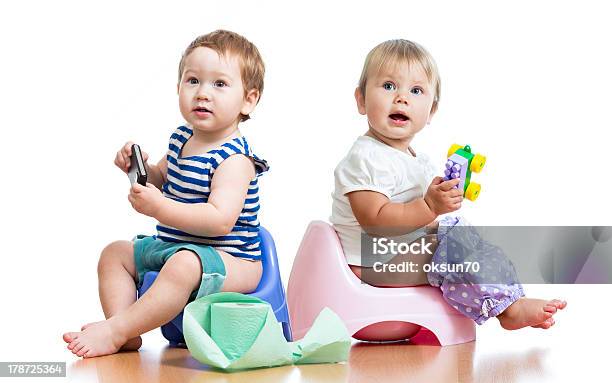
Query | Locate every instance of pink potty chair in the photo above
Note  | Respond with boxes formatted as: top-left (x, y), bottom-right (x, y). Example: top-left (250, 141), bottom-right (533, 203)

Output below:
top-left (287, 221), bottom-right (476, 346)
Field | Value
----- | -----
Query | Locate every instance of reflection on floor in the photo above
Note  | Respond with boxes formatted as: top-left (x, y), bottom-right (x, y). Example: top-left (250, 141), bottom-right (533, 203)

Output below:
top-left (67, 335), bottom-right (566, 383)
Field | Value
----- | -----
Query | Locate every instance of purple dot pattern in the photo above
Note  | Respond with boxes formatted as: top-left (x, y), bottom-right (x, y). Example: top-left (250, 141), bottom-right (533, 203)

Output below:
top-left (427, 216), bottom-right (525, 324)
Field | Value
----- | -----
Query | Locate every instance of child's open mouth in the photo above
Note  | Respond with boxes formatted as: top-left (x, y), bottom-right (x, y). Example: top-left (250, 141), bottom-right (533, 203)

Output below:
top-left (389, 113), bottom-right (409, 123)
top-left (193, 106), bottom-right (213, 117)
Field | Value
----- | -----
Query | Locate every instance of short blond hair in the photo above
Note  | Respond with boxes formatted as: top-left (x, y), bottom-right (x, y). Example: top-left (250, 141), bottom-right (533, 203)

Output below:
top-left (178, 30), bottom-right (265, 122)
top-left (358, 39), bottom-right (441, 114)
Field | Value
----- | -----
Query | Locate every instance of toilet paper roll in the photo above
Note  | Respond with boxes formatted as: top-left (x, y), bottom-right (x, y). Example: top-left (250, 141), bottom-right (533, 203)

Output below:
top-left (184, 292), bottom-right (351, 370)
top-left (210, 302), bottom-right (269, 360)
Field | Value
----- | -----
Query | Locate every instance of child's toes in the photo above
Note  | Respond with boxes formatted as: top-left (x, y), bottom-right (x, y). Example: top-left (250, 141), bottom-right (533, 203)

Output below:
top-left (71, 342), bottom-right (85, 354)
top-left (543, 304), bottom-right (558, 313)
top-left (76, 346), bottom-right (90, 358)
top-left (527, 311), bottom-right (553, 328)
top-left (67, 339), bottom-right (80, 350)
top-left (553, 299), bottom-right (567, 309)
top-left (63, 332), bottom-right (77, 343)
top-left (537, 322), bottom-right (550, 329)
top-left (532, 321), bottom-right (549, 329)
top-left (541, 318), bottom-right (555, 329)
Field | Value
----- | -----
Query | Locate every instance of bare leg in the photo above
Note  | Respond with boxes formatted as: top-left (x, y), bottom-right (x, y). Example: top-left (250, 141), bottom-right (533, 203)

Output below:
top-left (63, 240), bottom-right (142, 350)
top-left (217, 250), bottom-right (262, 293)
top-left (63, 245), bottom-right (262, 358)
top-left (64, 249), bottom-right (203, 357)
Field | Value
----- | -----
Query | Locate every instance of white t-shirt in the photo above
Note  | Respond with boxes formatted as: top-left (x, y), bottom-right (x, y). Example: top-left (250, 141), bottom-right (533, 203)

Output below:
top-left (330, 135), bottom-right (438, 266)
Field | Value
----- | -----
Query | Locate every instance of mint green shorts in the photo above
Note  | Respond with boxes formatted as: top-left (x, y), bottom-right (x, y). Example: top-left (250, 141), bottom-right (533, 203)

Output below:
top-left (133, 235), bottom-right (227, 301)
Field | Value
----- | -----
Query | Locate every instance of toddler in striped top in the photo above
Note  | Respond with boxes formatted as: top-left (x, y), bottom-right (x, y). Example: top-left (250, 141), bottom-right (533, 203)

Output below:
top-left (331, 39), bottom-right (566, 330)
top-left (63, 30), bottom-right (269, 357)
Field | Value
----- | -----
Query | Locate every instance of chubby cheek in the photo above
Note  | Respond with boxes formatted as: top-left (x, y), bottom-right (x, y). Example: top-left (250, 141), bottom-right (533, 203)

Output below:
top-left (366, 93), bottom-right (389, 121)
top-left (370, 89), bottom-right (393, 119)
top-left (416, 105), bottom-right (433, 124)
top-left (180, 89), bottom-right (200, 111)
top-left (225, 97), bottom-right (246, 120)
top-left (367, 103), bottom-right (387, 125)
top-left (178, 99), bottom-right (191, 119)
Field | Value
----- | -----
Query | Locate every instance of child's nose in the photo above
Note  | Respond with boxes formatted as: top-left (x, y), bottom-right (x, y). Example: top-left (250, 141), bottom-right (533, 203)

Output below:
top-left (394, 93), bottom-right (410, 105)
top-left (196, 84), bottom-right (212, 100)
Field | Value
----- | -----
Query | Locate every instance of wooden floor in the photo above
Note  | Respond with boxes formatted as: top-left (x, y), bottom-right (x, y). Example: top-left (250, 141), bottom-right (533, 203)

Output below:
top-left (64, 285), bottom-right (606, 382)
top-left (67, 339), bottom-right (473, 383)
top-left (65, 336), bottom-right (585, 383)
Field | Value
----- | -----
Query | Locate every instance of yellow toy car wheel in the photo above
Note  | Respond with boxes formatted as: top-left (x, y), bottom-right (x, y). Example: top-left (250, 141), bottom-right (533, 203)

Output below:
top-left (470, 154), bottom-right (487, 173)
top-left (447, 144), bottom-right (463, 157)
top-left (465, 182), bottom-right (481, 201)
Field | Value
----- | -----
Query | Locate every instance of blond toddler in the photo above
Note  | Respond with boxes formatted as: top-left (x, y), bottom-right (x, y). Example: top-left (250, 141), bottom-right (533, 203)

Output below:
top-left (331, 40), bottom-right (566, 329)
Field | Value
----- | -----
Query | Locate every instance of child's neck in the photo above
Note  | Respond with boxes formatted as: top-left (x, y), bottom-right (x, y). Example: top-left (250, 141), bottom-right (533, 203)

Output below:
top-left (365, 129), bottom-right (415, 156)
top-left (189, 123), bottom-right (241, 153)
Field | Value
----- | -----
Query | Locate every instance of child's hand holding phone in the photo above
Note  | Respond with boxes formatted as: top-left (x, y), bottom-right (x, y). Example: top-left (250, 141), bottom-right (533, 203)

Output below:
top-left (114, 142), bottom-right (149, 186)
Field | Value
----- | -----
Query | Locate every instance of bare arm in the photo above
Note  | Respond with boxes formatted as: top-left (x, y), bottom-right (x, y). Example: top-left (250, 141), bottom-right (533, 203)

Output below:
top-left (347, 177), bottom-right (463, 237)
top-left (348, 191), bottom-right (437, 236)
top-left (153, 154), bottom-right (255, 237)
top-left (145, 156), bottom-right (167, 191)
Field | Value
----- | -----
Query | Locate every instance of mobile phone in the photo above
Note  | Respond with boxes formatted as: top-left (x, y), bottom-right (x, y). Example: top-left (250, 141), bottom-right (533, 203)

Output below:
top-left (128, 144), bottom-right (147, 186)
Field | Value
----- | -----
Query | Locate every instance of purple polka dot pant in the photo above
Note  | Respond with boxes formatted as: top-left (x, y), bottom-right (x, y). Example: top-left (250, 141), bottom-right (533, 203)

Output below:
top-left (427, 216), bottom-right (525, 324)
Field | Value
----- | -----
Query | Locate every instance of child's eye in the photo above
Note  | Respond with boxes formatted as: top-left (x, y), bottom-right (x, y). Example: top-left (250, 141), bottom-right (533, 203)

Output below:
top-left (411, 87), bottom-right (424, 95)
top-left (187, 77), bottom-right (199, 85)
top-left (213, 80), bottom-right (227, 88)
top-left (382, 81), bottom-right (396, 91)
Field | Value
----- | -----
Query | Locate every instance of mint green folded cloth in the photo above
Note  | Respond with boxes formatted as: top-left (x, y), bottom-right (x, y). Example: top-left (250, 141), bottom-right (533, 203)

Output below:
top-left (183, 292), bottom-right (351, 371)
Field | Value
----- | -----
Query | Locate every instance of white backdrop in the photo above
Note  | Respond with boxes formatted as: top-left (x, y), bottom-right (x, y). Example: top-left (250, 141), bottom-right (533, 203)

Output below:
top-left (1, 0), bottom-right (610, 364)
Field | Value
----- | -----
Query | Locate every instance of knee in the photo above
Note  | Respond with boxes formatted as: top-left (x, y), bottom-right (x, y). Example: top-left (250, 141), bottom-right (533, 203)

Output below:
top-left (161, 250), bottom-right (203, 287)
top-left (98, 240), bottom-right (133, 273)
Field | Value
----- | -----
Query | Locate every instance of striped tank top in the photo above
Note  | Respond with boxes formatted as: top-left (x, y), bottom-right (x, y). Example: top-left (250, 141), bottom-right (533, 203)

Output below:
top-left (156, 125), bottom-right (269, 261)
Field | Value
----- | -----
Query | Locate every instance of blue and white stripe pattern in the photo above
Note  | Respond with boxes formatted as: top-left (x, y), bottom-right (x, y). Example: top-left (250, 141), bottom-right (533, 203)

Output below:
top-left (156, 126), bottom-right (269, 261)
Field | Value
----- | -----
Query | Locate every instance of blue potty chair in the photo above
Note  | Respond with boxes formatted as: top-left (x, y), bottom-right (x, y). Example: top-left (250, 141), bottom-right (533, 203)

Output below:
top-left (137, 226), bottom-right (292, 345)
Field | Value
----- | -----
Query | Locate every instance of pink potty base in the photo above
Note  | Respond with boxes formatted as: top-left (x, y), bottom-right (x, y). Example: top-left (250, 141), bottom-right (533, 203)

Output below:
top-left (353, 321), bottom-right (422, 342)
top-left (352, 323), bottom-right (448, 346)
top-left (288, 221), bottom-right (476, 346)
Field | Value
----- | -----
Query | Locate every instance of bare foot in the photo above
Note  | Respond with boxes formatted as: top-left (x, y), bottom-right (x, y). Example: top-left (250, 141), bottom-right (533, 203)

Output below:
top-left (62, 320), bottom-right (128, 358)
top-left (63, 322), bottom-right (142, 352)
top-left (80, 321), bottom-right (100, 331)
top-left (497, 298), bottom-right (567, 330)
top-left (118, 336), bottom-right (142, 351)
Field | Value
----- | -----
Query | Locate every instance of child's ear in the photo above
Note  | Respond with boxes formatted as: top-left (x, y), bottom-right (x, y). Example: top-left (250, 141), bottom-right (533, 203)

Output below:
top-left (355, 87), bottom-right (366, 115)
top-left (240, 89), bottom-right (260, 116)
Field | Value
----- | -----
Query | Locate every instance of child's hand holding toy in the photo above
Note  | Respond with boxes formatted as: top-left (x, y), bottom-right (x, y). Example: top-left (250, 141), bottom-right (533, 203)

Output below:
top-left (444, 144), bottom-right (486, 201)
top-left (424, 177), bottom-right (463, 215)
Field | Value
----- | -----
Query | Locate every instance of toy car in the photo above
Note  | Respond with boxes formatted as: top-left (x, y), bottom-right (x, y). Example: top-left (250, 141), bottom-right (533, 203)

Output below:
top-left (444, 144), bottom-right (486, 201)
